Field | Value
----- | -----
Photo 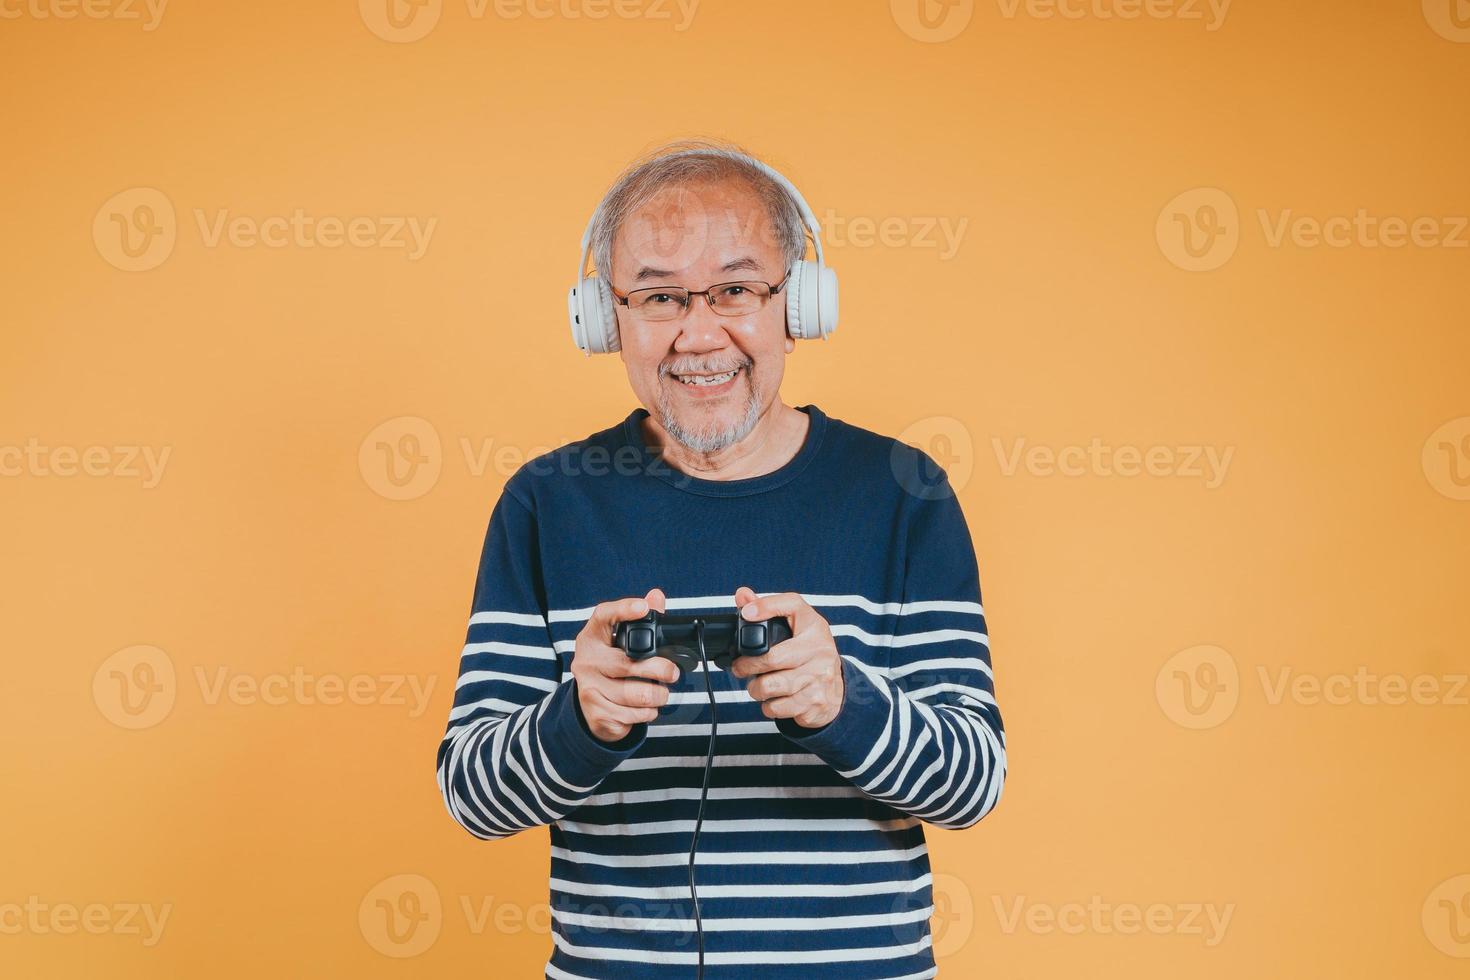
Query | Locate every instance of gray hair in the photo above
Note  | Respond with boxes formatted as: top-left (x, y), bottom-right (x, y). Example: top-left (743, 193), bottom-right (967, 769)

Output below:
top-left (587, 138), bottom-right (809, 284)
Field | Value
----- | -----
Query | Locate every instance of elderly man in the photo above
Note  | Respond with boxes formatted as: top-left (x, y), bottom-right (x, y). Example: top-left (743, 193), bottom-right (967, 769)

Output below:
top-left (436, 140), bottom-right (1006, 979)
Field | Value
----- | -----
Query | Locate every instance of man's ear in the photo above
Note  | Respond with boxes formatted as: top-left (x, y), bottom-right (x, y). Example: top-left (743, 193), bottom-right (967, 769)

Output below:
top-left (784, 333), bottom-right (796, 354)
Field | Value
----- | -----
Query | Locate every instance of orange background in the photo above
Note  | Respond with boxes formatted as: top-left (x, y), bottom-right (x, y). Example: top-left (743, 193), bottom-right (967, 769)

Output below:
top-left (2, 1), bottom-right (1468, 976)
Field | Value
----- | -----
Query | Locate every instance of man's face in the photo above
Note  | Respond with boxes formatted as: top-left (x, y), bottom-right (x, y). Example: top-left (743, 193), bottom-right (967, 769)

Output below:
top-left (610, 178), bottom-right (794, 454)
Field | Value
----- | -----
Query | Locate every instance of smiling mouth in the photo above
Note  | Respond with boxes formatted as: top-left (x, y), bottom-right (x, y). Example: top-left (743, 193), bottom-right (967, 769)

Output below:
top-left (671, 366), bottom-right (743, 387)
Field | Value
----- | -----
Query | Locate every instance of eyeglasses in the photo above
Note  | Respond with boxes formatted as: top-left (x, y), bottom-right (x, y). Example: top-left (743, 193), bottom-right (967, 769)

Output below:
top-left (608, 275), bottom-right (790, 322)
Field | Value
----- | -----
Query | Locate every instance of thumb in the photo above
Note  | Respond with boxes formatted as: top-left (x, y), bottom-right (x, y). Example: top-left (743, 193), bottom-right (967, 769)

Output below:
top-left (739, 590), bottom-right (814, 633)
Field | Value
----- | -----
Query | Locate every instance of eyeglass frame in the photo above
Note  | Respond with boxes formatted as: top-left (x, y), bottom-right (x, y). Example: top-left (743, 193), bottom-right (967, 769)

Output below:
top-left (607, 272), bottom-right (793, 320)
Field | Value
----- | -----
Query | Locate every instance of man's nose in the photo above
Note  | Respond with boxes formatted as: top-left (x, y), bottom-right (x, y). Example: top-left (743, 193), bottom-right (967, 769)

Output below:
top-left (673, 294), bottom-right (731, 351)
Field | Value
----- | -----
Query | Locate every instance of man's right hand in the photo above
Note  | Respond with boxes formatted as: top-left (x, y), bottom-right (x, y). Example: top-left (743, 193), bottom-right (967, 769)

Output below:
top-left (571, 588), bottom-right (680, 744)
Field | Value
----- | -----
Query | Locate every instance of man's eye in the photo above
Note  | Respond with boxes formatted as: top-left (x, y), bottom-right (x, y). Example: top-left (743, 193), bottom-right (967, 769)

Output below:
top-left (720, 285), bottom-right (748, 297)
top-left (647, 293), bottom-right (679, 305)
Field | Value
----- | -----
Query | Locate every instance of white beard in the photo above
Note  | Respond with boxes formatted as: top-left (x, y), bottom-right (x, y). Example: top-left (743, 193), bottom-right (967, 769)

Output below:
top-left (658, 369), bottom-right (763, 454)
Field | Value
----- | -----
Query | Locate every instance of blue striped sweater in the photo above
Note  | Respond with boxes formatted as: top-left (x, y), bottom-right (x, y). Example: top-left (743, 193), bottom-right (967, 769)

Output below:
top-left (436, 403), bottom-right (1006, 978)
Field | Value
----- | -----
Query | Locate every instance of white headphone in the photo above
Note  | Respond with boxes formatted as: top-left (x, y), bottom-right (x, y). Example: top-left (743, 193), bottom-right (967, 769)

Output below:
top-left (567, 151), bottom-right (839, 355)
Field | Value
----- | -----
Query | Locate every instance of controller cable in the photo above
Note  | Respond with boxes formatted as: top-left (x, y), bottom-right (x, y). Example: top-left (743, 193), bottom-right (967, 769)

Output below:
top-left (689, 618), bottom-right (716, 980)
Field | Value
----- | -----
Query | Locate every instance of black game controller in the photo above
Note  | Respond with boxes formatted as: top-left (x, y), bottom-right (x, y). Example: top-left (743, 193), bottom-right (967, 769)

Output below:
top-left (613, 611), bottom-right (793, 674)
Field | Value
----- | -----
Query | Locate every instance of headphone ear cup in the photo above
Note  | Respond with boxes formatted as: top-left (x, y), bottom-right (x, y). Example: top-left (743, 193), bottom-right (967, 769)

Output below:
top-left (596, 277), bottom-right (620, 353)
top-left (816, 264), bottom-right (839, 338)
top-left (567, 275), bottom-right (621, 354)
top-left (784, 261), bottom-right (806, 340)
top-left (789, 260), bottom-right (833, 341)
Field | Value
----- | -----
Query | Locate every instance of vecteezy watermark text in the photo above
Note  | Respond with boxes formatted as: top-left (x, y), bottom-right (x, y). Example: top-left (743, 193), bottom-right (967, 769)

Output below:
top-left (0, 0), bottom-right (167, 29)
top-left (0, 440), bottom-right (171, 488)
top-left (992, 436), bottom-right (1234, 488)
top-left (994, 0), bottom-right (1230, 30)
top-left (0, 897), bottom-right (171, 947)
top-left (93, 187), bottom-right (437, 271)
top-left (193, 209), bottom-right (436, 259)
top-left (1157, 645), bottom-right (1470, 730)
top-left (93, 646), bottom-right (438, 730)
top-left (1158, 187), bottom-right (1470, 271)
top-left (992, 894), bottom-right (1234, 946)
top-left (359, 0), bottom-right (700, 43)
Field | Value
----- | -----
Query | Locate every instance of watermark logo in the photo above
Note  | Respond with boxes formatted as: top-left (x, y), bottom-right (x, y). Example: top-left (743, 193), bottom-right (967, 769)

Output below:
top-left (357, 420), bottom-right (716, 499)
top-left (1423, 0), bottom-right (1470, 42)
top-left (94, 187), bottom-right (177, 272)
top-left (359, 874), bottom-right (442, 957)
top-left (929, 872), bottom-right (975, 958)
top-left (1157, 187), bottom-right (1239, 272)
top-left (360, 0), bottom-right (443, 41)
top-left (95, 189), bottom-right (436, 270)
top-left (893, 416), bottom-right (975, 499)
top-left (605, 182), bottom-right (970, 262)
top-left (1160, 650), bottom-right (1465, 727)
top-left (95, 649), bottom-right (436, 725)
top-left (1156, 644), bottom-right (1238, 730)
top-left (1423, 417), bottom-right (1470, 501)
top-left (93, 645), bottom-right (177, 730)
top-left (632, 183), bottom-right (713, 276)
top-left (360, 416), bottom-right (443, 501)
top-left (891, 0), bottom-right (975, 43)
top-left (1423, 874), bottom-right (1470, 957)
top-left (1161, 189), bottom-right (1469, 270)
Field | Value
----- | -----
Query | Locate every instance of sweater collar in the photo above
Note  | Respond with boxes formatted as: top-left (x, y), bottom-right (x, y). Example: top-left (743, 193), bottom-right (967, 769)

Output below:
top-left (620, 403), bottom-right (829, 498)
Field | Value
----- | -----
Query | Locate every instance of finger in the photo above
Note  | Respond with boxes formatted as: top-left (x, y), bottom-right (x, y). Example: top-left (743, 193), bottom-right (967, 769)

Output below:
top-left (738, 590), bottom-right (819, 634)
top-left (748, 669), bottom-right (813, 705)
top-left (585, 594), bottom-right (655, 643)
top-left (596, 721), bottom-right (631, 742)
top-left (644, 587), bottom-right (667, 613)
top-left (606, 653), bottom-right (681, 686)
top-left (757, 690), bottom-right (811, 720)
top-left (729, 635), bottom-right (814, 678)
top-left (791, 706), bottom-right (835, 728)
top-left (589, 686), bottom-right (660, 725)
top-left (733, 585), bottom-right (759, 610)
top-left (604, 677), bottom-right (672, 711)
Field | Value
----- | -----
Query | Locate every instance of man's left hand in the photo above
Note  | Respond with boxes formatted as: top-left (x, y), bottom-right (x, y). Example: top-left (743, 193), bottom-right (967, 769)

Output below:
top-left (730, 587), bottom-right (845, 729)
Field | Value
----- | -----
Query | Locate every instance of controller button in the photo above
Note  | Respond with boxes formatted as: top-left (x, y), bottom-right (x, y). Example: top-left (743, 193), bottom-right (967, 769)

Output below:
top-left (739, 623), bottom-right (766, 650)
top-left (627, 626), bottom-right (655, 655)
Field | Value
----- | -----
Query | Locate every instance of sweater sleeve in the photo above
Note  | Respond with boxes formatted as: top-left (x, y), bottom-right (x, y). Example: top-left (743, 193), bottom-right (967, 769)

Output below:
top-left (774, 466), bottom-right (1007, 830)
top-left (436, 486), bottom-right (646, 840)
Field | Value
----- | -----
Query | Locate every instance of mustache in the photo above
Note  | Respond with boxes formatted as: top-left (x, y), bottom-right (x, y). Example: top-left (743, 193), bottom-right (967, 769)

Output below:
top-left (660, 357), bottom-right (751, 377)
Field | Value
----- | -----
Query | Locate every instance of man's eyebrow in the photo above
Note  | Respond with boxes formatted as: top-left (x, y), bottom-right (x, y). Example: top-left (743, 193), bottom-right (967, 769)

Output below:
top-left (718, 256), bottom-right (764, 276)
top-left (631, 256), bottom-right (766, 283)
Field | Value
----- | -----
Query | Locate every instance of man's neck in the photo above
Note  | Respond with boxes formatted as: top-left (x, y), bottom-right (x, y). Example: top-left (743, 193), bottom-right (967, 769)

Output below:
top-left (641, 400), bottom-right (810, 482)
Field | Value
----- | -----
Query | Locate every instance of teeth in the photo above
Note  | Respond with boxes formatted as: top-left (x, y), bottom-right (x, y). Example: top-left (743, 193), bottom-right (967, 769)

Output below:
top-left (677, 368), bottom-right (738, 386)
